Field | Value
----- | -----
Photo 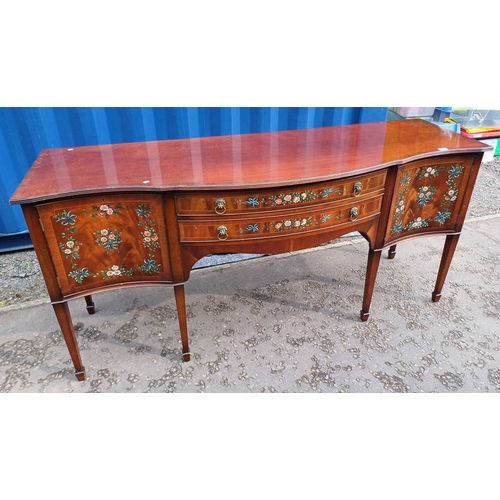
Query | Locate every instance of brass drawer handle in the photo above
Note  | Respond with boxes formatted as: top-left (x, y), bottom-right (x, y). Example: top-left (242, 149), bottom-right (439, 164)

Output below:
top-left (349, 206), bottom-right (359, 221)
top-left (353, 181), bottom-right (362, 197)
top-left (217, 225), bottom-right (229, 240)
top-left (215, 198), bottom-right (227, 214)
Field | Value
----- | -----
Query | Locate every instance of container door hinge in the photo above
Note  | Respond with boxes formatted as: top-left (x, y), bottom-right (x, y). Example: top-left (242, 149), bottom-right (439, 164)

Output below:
top-left (56, 277), bottom-right (61, 288)
top-left (39, 218), bottom-right (45, 232)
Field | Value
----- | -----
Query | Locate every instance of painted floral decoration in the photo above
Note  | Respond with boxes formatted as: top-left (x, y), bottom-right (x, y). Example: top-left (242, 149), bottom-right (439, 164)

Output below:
top-left (54, 201), bottom-right (163, 284)
top-left (136, 203), bottom-right (153, 218)
top-left (391, 164), bottom-right (465, 235)
top-left (59, 237), bottom-right (81, 259)
top-left (54, 211), bottom-right (82, 260)
top-left (140, 226), bottom-right (160, 251)
top-left (53, 210), bottom-right (77, 226)
top-left (86, 203), bottom-right (123, 218)
top-left (272, 217), bottom-right (312, 231)
top-left (416, 185), bottom-right (437, 206)
top-left (238, 186), bottom-right (345, 208)
top-left (139, 259), bottom-right (161, 274)
top-left (238, 224), bottom-right (260, 234)
top-left (93, 228), bottom-right (123, 253)
top-left (93, 265), bottom-right (134, 280)
top-left (68, 268), bottom-right (90, 284)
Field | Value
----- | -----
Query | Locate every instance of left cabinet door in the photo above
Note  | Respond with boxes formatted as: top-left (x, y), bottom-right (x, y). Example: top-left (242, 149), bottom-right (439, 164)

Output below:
top-left (37, 194), bottom-right (172, 296)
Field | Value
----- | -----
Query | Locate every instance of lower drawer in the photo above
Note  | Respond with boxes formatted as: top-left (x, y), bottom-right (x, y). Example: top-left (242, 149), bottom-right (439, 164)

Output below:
top-left (178, 195), bottom-right (383, 242)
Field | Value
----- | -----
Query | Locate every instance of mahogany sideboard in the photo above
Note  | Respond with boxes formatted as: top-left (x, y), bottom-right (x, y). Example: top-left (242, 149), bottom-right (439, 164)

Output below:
top-left (10, 119), bottom-right (491, 381)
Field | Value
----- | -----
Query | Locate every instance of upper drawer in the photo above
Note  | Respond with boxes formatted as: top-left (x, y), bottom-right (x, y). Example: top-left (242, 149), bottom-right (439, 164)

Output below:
top-left (175, 171), bottom-right (386, 216)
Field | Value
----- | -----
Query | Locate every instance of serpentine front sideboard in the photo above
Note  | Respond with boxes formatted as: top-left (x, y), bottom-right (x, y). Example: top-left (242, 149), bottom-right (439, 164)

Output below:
top-left (10, 119), bottom-right (491, 381)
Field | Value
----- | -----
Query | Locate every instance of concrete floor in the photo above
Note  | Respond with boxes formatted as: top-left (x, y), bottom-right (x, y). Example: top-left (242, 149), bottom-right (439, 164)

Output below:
top-left (1, 213), bottom-right (499, 393)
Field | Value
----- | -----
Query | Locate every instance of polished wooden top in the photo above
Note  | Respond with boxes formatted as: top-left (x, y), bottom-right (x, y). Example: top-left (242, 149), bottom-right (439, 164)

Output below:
top-left (11, 119), bottom-right (491, 204)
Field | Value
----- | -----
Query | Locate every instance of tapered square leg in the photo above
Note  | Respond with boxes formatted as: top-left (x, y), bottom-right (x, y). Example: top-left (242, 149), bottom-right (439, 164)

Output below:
top-left (174, 284), bottom-right (191, 361)
top-left (84, 294), bottom-right (95, 314)
top-left (432, 234), bottom-right (460, 302)
top-left (360, 248), bottom-right (383, 322)
top-left (52, 301), bottom-right (86, 380)
top-left (388, 244), bottom-right (397, 260)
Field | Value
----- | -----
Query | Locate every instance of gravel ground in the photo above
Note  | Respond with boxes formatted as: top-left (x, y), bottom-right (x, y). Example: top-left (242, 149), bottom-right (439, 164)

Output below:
top-left (1, 156), bottom-right (499, 310)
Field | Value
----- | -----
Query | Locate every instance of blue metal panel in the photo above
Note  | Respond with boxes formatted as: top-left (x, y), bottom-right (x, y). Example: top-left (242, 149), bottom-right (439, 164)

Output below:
top-left (0, 107), bottom-right (387, 252)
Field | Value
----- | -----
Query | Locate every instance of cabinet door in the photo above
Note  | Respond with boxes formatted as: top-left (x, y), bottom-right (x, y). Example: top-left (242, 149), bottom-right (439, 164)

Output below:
top-left (37, 194), bottom-right (172, 296)
top-left (384, 155), bottom-right (475, 245)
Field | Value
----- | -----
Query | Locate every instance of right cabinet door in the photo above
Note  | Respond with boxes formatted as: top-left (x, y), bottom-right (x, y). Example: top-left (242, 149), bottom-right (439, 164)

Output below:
top-left (384, 155), bottom-right (476, 245)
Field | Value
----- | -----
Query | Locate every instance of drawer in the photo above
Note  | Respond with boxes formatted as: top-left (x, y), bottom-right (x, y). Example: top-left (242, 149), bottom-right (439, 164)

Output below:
top-left (175, 171), bottom-right (386, 216)
top-left (178, 195), bottom-right (383, 242)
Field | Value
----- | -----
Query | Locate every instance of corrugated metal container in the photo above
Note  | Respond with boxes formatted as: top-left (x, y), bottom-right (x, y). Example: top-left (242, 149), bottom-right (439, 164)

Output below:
top-left (0, 107), bottom-right (387, 252)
